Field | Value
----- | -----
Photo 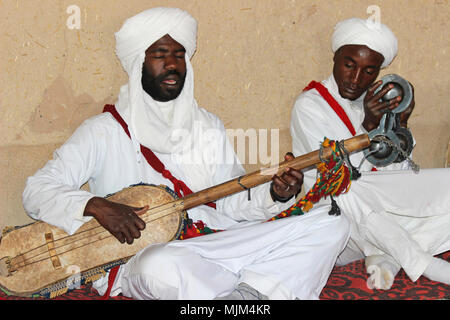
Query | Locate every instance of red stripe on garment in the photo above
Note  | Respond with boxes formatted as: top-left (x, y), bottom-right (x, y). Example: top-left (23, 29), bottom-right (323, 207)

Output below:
top-left (100, 265), bottom-right (120, 300)
top-left (103, 104), bottom-right (217, 208)
top-left (303, 82), bottom-right (377, 171)
top-left (303, 81), bottom-right (356, 136)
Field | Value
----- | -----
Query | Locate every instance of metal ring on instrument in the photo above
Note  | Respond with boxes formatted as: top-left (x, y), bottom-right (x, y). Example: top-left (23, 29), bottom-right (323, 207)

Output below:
top-left (318, 143), bottom-right (325, 163)
top-left (374, 74), bottom-right (412, 114)
top-left (365, 131), bottom-right (400, 167)
top-left (237, 176), bottom-right (252, 201)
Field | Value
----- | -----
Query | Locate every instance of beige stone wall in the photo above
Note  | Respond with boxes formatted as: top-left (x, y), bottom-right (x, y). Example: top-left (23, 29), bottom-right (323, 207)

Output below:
top-left (1, 0), bottom-right (449, 231)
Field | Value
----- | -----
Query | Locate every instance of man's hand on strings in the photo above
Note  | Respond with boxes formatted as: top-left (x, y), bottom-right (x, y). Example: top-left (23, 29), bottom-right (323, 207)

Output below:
top-left (84, 197), bottom-right (148, 244)
top-left (270, 152), bottom-right (303, 202)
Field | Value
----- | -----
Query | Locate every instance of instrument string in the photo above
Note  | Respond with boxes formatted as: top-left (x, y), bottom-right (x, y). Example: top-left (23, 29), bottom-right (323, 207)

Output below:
top-left (10, 198), bottom-right (180, 259)
top-left (9, 203), bottom-right (182, 272)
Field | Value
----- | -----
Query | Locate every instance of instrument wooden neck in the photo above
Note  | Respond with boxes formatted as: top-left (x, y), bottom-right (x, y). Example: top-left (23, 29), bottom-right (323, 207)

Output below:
top-left (179, 134), bottom-right (370, 211)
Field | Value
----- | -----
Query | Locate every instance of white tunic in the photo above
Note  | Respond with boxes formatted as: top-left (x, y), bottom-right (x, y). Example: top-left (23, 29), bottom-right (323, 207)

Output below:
top-left (291, 75), bottom-right (450, 282)
top-left (23, 107), bottom-right (349, 300)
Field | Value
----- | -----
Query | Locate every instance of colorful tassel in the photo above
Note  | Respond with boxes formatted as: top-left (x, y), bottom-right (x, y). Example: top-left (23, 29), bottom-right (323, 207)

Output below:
top-left (267, 138), bottom-right (353, 221)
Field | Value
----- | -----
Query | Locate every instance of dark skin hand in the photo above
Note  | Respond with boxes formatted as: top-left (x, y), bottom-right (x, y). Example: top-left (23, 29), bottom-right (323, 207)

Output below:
top-left (84, 197), bottom-right (148, 244)
top-left (362, 81), bottom-right (415, 131)
top-left (333, 44), bottom-right (415, 132)
top-left (271, 153), bottom-right (304, 199)
top-left (362, 81), bottom-right (402, 132)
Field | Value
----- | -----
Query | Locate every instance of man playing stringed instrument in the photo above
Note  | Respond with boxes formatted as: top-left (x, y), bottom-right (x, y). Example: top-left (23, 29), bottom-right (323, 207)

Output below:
top-left (23, 7), bottom-right (350, 300)
top-left (291, 17), bottom-right (450, 290)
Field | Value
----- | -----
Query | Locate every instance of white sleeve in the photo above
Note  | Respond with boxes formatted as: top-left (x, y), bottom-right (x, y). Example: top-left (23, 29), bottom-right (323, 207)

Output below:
top-left (291, 96), bottom-right (334, 157)
top-left (22, 119), bottom-right (103, 235)
top-left (290, 95), bottom-right (338, 191)
top-left (212, 121), bottom-right (294, 222)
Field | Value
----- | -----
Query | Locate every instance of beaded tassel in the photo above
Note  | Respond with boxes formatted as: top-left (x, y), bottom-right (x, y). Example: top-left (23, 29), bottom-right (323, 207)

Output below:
top-left (268, 138), bottom-right (353, 221)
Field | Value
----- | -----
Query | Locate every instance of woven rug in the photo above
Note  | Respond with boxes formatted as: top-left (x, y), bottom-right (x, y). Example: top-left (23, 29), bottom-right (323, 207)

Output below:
top-left (1, 251), bottom-right (448, 300)
top-left (320, 251), bottom-right (450, 300)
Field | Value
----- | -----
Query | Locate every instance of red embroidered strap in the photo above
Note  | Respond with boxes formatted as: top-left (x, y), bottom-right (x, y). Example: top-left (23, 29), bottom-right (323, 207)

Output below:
top-left (103, 104), bottom-right (217, 209)
top-left (303, 81), bottom-right (356, 136)
top-left (100, 265), bottom-right (120, 300)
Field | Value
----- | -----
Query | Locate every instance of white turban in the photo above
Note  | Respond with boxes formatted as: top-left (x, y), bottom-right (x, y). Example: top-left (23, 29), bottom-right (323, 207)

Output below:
top-left (115, 7), bottom-right (197, 76)
top-left (113, 7), bottom-right (215, 191)
top-left (331, 18), bottom-right (398, 68)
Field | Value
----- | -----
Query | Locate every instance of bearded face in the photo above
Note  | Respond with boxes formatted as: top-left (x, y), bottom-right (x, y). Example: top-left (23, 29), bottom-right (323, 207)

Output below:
top-left (141, 34), bottom-right (187, 102)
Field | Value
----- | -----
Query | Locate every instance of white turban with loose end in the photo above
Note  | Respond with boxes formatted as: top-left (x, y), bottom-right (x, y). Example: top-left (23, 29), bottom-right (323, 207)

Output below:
top-left (113, 7), bottom-right (215, 191)
top-left (331, 18), bottom-right (398, 68)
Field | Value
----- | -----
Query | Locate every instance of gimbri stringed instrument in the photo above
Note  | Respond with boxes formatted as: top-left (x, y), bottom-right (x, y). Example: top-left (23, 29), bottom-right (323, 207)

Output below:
top-left (0, 134), bottom-right (370, 298)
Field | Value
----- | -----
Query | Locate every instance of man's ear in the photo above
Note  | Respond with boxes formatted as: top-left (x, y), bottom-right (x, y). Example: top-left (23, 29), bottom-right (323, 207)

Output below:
top-left (333, 51), bottom-right (339, 63)
top-left (333, 46), bottom-right (344, 63)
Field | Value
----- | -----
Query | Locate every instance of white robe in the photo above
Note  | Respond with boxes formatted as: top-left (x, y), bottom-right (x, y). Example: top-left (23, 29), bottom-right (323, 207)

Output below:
top-left (23, 109), bottom-right (285, 234)
top-left (290, 75), bottom-right (450, 282)
top-left (23, 107), bottom-right (349, 300)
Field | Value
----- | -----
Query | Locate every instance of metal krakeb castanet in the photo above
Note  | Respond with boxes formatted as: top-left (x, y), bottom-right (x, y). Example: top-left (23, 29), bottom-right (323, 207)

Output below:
top-left (363, 74), bottom-right (418, 171)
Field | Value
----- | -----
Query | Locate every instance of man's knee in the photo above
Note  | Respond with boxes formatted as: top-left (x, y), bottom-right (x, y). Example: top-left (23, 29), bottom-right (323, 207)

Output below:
top-left (320, 213), bottom-right (350, 244)
top-left (323, 215), bottom-right (351, 265)
top-left (130, 244), bottom-right (185, 278)
top-left (289, 211), bottom-right (350, 251)
top-left (335, 214), bottom-right (350, 240)
top-left (325, 215), bottom-right (351, 259)
top-left (122, 244), bottom-right (187, 299)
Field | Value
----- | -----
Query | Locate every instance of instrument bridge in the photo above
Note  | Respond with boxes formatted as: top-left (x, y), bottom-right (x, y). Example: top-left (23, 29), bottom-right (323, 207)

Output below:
top-left (45, 232), bottom-right (62, 270)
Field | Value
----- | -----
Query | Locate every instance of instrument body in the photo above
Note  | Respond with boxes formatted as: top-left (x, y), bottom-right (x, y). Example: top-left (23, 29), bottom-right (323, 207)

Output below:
top-left (0, 184), bottom-right (185, 298)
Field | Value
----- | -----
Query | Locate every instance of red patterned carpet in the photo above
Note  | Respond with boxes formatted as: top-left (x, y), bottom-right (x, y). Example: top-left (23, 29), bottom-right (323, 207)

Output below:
top-left (1, 251), bottom-right (449, 301)
top-left (320, 251), bottom-right (450, 300)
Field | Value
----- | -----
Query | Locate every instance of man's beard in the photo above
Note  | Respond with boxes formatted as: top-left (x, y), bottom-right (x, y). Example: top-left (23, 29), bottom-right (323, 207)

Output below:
top-left (141, 67), bottom-right (186, 102)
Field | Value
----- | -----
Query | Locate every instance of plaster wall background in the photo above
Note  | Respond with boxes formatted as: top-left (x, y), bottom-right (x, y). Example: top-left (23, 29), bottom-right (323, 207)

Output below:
top-left (0, 0), bottom-right (448, 230)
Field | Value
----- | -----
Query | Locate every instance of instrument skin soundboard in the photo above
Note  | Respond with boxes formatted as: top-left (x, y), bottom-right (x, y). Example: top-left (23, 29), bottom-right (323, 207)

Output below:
top-left (0, 184), bottom-right (184, 298)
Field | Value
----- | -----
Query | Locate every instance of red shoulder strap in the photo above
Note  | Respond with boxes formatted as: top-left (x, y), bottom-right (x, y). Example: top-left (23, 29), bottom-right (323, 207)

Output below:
top-left (103, 104), bottom-right (217, 209)
top-left (303, 81), bottom-right (356, 136)
top-left (303, 82), bottom-right (377, 171)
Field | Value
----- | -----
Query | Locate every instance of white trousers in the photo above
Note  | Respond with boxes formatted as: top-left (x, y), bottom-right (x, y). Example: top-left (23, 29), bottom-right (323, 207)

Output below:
top-left (336, 168), bottom-right (450, 281)
top-left (94, 207), bottom-right (349, 300)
